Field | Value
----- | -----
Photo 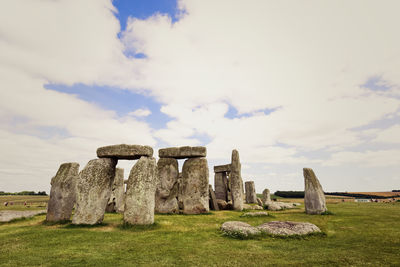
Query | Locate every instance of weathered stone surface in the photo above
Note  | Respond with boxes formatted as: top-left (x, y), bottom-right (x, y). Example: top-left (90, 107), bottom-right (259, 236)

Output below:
top-left (217, 199), bottom-right (228, 210)
top-left (303, 168), bottom-right (327, 215)
top-left (73, 158), bottom-right (117, 225)
top-left (124, 156), bottom-right (157, 225)
top-left (214, 164), bottom-right (231, 173)
top-left (241, 211), bottom-right (269, 217)
top-left (230, 150), bottom-right (243, 211)
top-left (106, 168), bottom-right (125, 213)
top-left (257, 198), bottom-right (263, 206)
top-left (155, 158), bottom-right (179, 214)
top-left (209, 185), bottom-right (220, 211)
top-left (181, 157), bottom-right (209, 214)
top-left (97, 144), bottom-right (153, 160)
top-left (245, 181), bottom-right (257, 204)
top-left (243, 204), bottom-right (263, 210)
top-left (214, 172), bottom-right (229, 201)
top-left (159, 146), bottom-right (206, 159)
top-left (221, 221), bottom-right (261, 238)
top-left (46, 162), bottom-right (79, 222)
top-left (257, 221), bottom-right (321, 236)
top-left (265, 202), bottom-right (283, 211)
top-left (177, 172), bottom-right (184, 210)
top-left (262, 188), bottom-right (271, 205)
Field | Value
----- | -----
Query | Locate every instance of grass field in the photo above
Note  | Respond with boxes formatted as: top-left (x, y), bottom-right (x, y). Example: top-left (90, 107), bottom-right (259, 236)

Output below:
top-left (1, 197), bottom-right (400, 266)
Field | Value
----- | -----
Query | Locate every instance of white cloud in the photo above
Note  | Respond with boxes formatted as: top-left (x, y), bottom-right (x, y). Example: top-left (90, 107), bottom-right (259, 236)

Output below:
top-left (128, 108), bottom-right (152, 117)
top-left (373, 124), bottom-right (400, 144)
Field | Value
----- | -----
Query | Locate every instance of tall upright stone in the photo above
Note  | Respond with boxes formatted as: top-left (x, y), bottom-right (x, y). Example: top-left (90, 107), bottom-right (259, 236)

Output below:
top-left (245, 181), bottom-right (257, 204)
top-left (124, 156), bottom-right (157, 225)
top-left (177, 172), bottom-right (184, 210)
top-left (181, 157), bottom-right (209, 214)
top-left (214, 172), bottom-right (229, 201)
top-left (303, 168), bottom-right (327, 214)
top-left (106, 168), bottom-right (125, 213)
top-left (209, 184), bottom-right (220, 211)
top-left (231, 149), bottom-right (243, 211)
top-left (46, 162), bottom-right (79, 222)
top-left (155, 158), bottom-right (179, 214)
top-left (73, 158), bottom-right (117, 225)
top-left (262, 188), bottom-right (271, 205)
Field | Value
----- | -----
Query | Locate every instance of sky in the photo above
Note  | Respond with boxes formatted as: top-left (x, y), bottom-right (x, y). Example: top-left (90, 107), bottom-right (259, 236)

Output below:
top-left (0, 0), bottom-right (399, 194)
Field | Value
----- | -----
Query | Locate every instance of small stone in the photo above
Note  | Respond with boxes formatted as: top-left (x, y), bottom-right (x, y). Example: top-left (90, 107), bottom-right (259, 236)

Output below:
top-left (257, 221), bottom-right (321, 236)
top-left (257, 198), bottom-right (263, 206)
top-left (303, 168), bottom-right (327, 214)
top-left (217, 199), bottom-right (228, 210)
top-left (73, 158), bottom-right (117, 225)
top-left (241, 211), bottom-right (269, 217)
top-left (159, 146), bottom-right (207, 159)
top-left (213, 164), bottom-right (231, 173)
top-left (155, 158), bottom-right (179, 214)
top-left (214, 171), bottom-right (229, 201)
top-left (245, 181), bottom-right (257, 204)
top-left (221, 221), bottom-right (261, 238)
top-left (46, 163), bottom-right (79, 222)
top-left (97, 144), bottom-right (153, 160)
top-left (124, 156), bottom-right (157, 225)
top-left (265, 202), bottom-right (283, 211)
top-left (262, 188), bottom-right (271, 205)
top-left (243, 204), bottom-right (264, 210)
top-left (181, 157), bottom-right (209, 214)
top-left (209, 185), bottom-right (220, 211)
top-left (106, 168), bottom-right (125, 213)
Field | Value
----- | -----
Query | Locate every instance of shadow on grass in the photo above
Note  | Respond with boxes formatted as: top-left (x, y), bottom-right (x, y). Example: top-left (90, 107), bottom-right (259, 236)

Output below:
top-left (221, 230), bottom-right (327, 240)
top-left (118, 221), bottom-right (161, 232)
top-left (63, 222), bottom-right (109, 229)
top-left (42, 220), bottom-right (71, 226)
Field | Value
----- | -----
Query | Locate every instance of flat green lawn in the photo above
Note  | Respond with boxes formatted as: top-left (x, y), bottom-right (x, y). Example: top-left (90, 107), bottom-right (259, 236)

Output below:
top-left (1, 201), bottom-right (399, 266)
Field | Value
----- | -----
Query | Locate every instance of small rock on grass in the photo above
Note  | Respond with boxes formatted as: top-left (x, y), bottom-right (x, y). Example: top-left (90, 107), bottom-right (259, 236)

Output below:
top-left (241, 211), bottom-right (269, 217)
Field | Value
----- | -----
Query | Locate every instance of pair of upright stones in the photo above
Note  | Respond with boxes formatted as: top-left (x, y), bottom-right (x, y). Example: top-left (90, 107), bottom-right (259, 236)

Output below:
top-left (155, 146), bottom-right (209, 214)
top-left (214, 150), bottom-right (244, 211)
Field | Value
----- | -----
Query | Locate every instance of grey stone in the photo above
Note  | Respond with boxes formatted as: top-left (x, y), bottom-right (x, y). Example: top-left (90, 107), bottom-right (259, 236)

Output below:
top-left (106, 168), bottom-right (125, 213)
top-left (181, 157), bottom-right (209, 214)
top-left (46, 162), bottom-right (79, 222)
top-left (221, 221), bottom-right (261, 238)
top-left (243, 204), bottom-right (263, 210)
top-left (230, 149), bottom-right (243, 211)
top-left (177, 172), bottom-right (184, 210)
top-left (241, 211), bottom-right (269, 217)
top-left (262, 188), bottom-right (271, 205)
top-left (214, 164), bottom-right (231, 173)
top-left (73, 158), bottom-right (117, 225)
top-left (97, 144), bottom-right (153, 160)
top-left (159, 146), bottom-right (206, 159)
top-left (257, 221), bottom-right (321, 236)
top-left (303, 168), bottom-right (327, 214)
top-left (124, 156), bottom-right (157, 225)
top-left (257, 198), bottom-right (263, 206)
top-left (209, 185), bottom-right (219, 211)
top-left (245, 181), bottom-right (257, 204)
top-left (214, 172), bottom-right (229, 201)
top-left (265, 202), bottom-right (283, 211)
top-left (217, 199), bottom-right (228, 210)
top-left (155, 158), bottom-right (179, 214)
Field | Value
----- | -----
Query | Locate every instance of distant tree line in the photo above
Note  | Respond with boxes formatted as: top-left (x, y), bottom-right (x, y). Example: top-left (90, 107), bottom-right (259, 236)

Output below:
top-left (0, 191), bottom-right (47, 196)
top-left (274, 191), bottom-right (392, 199)
top-left (392, 190), bottom-right (400, 192)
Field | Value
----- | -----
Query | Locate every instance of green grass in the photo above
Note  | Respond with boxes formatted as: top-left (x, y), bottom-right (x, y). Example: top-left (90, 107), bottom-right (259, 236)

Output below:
top-left (1, 200), bottom-right (400, 266)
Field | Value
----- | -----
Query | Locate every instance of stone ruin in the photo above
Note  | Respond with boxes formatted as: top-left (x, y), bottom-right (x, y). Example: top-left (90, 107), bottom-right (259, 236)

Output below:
top-left (155, 146), bottom-right (209, 214)
top-left (213, 149), bottom-right (244, 211)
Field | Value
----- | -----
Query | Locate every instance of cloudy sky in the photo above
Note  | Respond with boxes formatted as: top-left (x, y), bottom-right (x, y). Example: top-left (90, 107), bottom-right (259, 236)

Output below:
top-left (1, 0), bottom-right (399, 194)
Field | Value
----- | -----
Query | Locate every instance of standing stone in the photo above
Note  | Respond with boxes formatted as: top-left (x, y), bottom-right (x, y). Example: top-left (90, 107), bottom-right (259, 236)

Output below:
top-left (230, 150), bottom-right (243, 211)
top-left (181, 157), bottom-right (210, 214)
top-left (46, 162), bottom-right (79, 222)
top-left (209, 185), bottom-right (220, 211)
top-left (245, 181), bottom-right (257, 204)
top-left (73, 158), bottom-right (117, 225)
top-left (155, 158), bottom-right (179, 214)
top-left (106, 168), bottom-right (125, 213)
top-left (262, 188), bottom-right (271, 205)
top-left (124, 156), bottom-right (157, 225)
top-left (214, 172), bottom-right (229, 201)
top-left (304, 168), bottom-right (327, 214)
